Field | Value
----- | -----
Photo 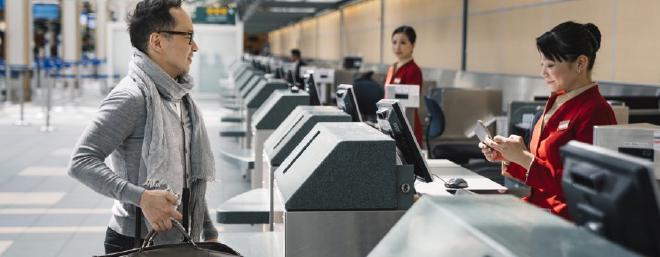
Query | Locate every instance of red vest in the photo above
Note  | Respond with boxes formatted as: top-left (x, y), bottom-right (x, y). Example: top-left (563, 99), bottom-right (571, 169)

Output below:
top-left (506, 85), bottom-right (617, 219)
top-left (385, 60), bottom-right (424, 144)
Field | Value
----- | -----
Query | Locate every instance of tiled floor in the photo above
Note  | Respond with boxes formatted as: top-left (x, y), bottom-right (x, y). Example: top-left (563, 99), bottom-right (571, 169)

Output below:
top-left (0, 84), bottom-right (253, 256)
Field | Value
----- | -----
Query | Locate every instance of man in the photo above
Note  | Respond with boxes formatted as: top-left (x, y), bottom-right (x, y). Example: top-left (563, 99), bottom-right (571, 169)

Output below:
top-left (68, 0), bottom-right (217, 254)
top-left (291, 49), bottom-right (306, 85)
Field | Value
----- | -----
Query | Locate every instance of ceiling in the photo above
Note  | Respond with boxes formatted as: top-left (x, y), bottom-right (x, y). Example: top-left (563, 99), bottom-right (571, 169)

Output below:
top-left (237, 0), bottom-right (350, 33)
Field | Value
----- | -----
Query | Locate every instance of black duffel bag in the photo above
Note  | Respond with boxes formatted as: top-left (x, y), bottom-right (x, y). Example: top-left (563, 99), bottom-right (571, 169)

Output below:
top-left (95, 219), bottom-right (242, 257)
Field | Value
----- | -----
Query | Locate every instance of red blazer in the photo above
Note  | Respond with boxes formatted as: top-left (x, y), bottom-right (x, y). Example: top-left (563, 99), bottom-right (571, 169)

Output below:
top-left (385, 60), bottom-right (424, 144)
top-left (506, 85), bottom-right (617, 219)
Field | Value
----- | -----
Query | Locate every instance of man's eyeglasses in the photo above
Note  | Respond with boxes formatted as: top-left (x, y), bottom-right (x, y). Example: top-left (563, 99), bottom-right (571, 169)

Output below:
top-left (158, 31), bottom-right (194, 45)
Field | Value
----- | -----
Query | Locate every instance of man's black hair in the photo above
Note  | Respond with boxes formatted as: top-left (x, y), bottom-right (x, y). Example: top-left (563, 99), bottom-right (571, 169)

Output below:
top-left (128, 0), bottom-right (183, 53)
top-left (291, 49), bottom-right (301, 58)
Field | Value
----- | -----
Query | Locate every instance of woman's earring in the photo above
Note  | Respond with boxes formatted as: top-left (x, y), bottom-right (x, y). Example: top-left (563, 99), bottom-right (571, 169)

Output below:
top-left (577, 67), bottom-right (581, 73)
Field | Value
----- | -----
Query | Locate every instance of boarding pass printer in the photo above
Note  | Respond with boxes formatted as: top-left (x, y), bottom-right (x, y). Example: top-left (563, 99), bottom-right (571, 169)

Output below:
top-left (594, 123), bottom-right (660, 178)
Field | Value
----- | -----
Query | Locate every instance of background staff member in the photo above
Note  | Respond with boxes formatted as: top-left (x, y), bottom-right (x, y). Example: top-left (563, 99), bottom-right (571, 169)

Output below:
top-left (384, 25), bottom-right (423, 145)
top-left (479, 21), bottom-right (616, 219)
top-left (291, 48), bottom-right (306, 85)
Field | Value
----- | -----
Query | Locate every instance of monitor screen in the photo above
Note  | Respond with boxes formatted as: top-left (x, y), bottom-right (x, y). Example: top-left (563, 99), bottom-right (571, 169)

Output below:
top-left (286, 70), bottom-right (295, 85)
top-left (275, 67), bottom-right (284, 79)
top-left (343, 56), bottom-right (363, 70)
top-left (508, 101), bottom-right (545, 144)
top-left (336, 84), bottom-right (363, 122)
top-left (561, 141), bottom-right (660, 257)
top-left (305, 73), bottom-right (321, 106)
top-left (376, 99), bottom-right (432, 182)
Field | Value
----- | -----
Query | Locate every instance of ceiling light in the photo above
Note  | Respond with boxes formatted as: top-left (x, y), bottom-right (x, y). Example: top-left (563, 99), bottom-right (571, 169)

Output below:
top-left (269, 7), bottom-right (316, 13)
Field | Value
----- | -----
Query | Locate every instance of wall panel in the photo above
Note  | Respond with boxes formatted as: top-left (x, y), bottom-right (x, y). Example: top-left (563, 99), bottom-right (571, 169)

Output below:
top-left (614, 0), bottom-right (660, 84)
top-left (383, 0), bottom-right (462, 69)
top-left (300, 19), bottom-right (318, 59)
top-left (342, 0), bottom-right (382, 63)
top-left (267, 0), bottom-right (660, 86)
top-left (467, 0), bottom-right (613, 80)
top-left (317, 11), bottom-right (341, 61)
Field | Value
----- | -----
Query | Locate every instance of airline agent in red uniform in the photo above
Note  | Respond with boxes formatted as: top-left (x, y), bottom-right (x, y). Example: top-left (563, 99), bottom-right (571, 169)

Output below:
top-left (384, 25), bottom-right (424, 145)
top-left (479, 21), bottom-right (617, 220)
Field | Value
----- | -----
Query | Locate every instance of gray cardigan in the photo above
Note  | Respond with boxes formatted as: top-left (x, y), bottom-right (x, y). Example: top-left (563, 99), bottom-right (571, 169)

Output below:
top-left (68, 78), bottom-right (217, 240)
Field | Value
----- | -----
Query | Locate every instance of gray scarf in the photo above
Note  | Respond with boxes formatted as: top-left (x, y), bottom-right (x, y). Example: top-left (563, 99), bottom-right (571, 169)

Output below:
top-left (127, 48), bottom-right (215, 243)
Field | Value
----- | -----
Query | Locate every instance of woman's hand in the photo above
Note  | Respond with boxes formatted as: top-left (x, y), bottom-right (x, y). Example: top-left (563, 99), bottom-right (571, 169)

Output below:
top-left (484, 135), bottom-right (534, 169)
top-left (478, 141), bottom-right (504, 162)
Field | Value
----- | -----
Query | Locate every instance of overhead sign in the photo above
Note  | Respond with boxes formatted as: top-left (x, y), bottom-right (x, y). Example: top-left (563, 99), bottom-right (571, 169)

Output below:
top-left (193, 6), bottom-right (236, 25)
top-left (33, 4), bottom-right (60, 21)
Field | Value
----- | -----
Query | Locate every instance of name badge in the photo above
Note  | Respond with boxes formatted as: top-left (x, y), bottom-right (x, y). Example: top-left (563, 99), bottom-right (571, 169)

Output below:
top-left (558, 120), bottom-right (570, 130)
top-left (393, 78), bottom-right (401, 84)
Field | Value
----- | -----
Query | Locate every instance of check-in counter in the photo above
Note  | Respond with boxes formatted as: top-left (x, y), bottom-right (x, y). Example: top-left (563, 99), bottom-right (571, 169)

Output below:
top-left (237, 78), bottom-right (288, 147)
top-left (594, 123), bottom-right (660, 179)
top-left (251, 88), bottom-right (310, 187)
top-left (217, 106), bottom-right (351, 226)
top-left (272, 122), bottom-right (415, 257)
top-left (215, 88), bottom-right (310, 226)
top-left (368, 195), bottom-right (640, 257)
top-left (263, 106), bottom-right (351, 228)
top-left (217, 77), bottom-right (289, 173)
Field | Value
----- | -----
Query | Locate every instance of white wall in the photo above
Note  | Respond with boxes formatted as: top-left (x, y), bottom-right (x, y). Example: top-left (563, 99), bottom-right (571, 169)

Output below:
top-left (106, 22), bottom-right (243, 93)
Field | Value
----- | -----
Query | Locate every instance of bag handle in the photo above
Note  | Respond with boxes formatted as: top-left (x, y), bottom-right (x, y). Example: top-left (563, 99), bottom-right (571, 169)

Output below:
top-left (139, 218), bottom-right (198, 250)
top-left (134, 206), bottom-right (142, 248)
top-left (134, 187), bottom-right (191, 248)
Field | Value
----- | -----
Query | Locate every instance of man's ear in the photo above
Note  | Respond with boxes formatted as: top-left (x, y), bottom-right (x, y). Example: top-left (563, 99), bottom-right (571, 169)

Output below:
top-left (148, 32), bottom-right (163, 54)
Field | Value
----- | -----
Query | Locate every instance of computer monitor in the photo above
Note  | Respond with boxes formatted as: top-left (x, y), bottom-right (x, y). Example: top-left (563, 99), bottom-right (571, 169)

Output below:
top-left (376, 99), bottom-right (432, 182)
top-left (343, 56), bottom-right (363, 70)
top-left (508, 101), bottom-right (545, 144)
top-left (561, 141), bottom-right (660, 257)
top-left (336, 84), bottom-right (363, 122)
top-left (275, 67), bottom-right (284, 79)
top-left (286, 70), bottom-right (295, 85)
top-left (305, 74), bottom-right (321, 106)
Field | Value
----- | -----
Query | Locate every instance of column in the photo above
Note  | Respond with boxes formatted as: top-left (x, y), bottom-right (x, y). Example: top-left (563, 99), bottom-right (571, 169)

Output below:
top-left (95, 0), bottom-right (108, 60)
top-left (5, 0), bottom-right (33, 102)
top-left (61, 0), bottom-right (81, 98)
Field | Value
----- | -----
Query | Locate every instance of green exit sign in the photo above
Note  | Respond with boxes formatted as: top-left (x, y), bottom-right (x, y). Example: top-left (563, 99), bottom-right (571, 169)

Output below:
top-left (193, 6), bottom-right (236, 25)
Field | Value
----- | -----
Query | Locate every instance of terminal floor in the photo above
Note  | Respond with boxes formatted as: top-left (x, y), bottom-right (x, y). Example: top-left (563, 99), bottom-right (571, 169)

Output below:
top-left (0, 87), bottom-right (256, 256)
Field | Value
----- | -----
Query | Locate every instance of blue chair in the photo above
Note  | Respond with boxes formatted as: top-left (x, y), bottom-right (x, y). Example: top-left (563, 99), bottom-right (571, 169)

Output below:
top-left (424, 96), bottom-right (445, 157)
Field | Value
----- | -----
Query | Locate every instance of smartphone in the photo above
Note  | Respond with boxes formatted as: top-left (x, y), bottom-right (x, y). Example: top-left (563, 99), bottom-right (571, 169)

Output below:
top-left (475, 120), bottom-right (492, 142)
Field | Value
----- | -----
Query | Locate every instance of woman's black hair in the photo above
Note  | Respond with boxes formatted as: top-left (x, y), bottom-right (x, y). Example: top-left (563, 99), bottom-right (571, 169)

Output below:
top-left (536, 21), bottom-right (601, 70)
top-left (392, 25), bottom-right (416, 44)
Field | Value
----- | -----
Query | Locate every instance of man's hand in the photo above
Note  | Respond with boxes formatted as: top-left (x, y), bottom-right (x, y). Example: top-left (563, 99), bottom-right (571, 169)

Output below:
top-left (139, 190), bottom-right (183, 232)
